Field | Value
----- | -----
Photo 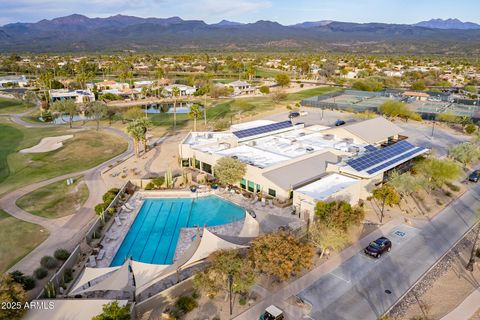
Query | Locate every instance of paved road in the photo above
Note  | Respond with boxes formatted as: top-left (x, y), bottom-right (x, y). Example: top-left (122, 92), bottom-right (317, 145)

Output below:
top-left (234, 184), bottom-right (480, 320)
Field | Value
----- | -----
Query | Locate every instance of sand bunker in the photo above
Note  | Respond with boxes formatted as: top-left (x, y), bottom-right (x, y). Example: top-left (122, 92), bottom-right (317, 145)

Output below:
top-left (20, 135), bottom-right (73, 153)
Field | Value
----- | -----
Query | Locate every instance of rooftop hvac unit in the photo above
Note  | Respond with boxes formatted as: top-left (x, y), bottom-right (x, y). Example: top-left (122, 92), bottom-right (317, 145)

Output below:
top-left (232, 155), bottom-right (238, 160)
top-left (344, 138), bottom-right (354, 144)
top-left (306, 147), bottom-right (314, 152)
top-left (249, 141), bottom-right (257, 146)
top-left (299, 132), bottom-right (306, 136)
top-left (348, 146), bottom-right (360, 153)
top-left (323, 134), bottom-right (334, 140)
top-left (207, 133), bottom-right (213, 139)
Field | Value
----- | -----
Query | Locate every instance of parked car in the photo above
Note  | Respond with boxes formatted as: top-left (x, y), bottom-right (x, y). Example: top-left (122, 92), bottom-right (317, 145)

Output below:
top-left (468, 170), bottom-right (480, 182)
top-left (259, 305), bottom-right (284, 320)
top-left (335, 119), bottom-right (346, 126)
top-left (299, 111), bottom-right (308, 116)
top-left (288, 111), bottom-right (300, 118)
top-left (364, 237), bottom-right (392, 258)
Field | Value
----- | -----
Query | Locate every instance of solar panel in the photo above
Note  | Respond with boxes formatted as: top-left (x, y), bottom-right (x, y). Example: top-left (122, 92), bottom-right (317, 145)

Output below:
top-left (232, 121), bottom-right (293, 139)
top-left (347, 141), bottom-right (415, 172)
top-left (365, 145), bottom-right (377, 152)
top-left (366, 148), bottom-right (425, 174)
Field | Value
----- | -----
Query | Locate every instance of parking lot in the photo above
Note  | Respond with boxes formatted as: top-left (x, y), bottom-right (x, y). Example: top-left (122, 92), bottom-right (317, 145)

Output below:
top-left (297, 224), bottom-right (420, 319)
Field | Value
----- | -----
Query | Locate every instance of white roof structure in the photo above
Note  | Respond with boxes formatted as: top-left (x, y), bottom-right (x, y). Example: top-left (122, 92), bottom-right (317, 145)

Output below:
top-left (216, 145), bottom-right (290, 168)
top-left (130, 261), bottom-right (169, 290)
top-left (75, 261), bottom-right (130, 294)
top-left (238, 213), bottom-right (260, 238)
top-left (183, 229), bottom-right (248, 268)
top-left (69, 266), bottom-right (120, 294)
top-left (24, 299), bottom-right (128, 320)
top-left (296, 174), bottom-right (360, 201)
top-left (265, 305), bottom-right (284, 317)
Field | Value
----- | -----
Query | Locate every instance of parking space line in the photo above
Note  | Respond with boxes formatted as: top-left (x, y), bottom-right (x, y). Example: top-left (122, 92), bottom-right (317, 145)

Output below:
top-left (330, 271), bottom-right (351, 283)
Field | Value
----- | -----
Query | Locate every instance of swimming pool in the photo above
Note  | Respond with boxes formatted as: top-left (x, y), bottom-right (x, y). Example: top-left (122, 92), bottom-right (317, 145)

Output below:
top-left (110, 196), bottom-right (245, 266)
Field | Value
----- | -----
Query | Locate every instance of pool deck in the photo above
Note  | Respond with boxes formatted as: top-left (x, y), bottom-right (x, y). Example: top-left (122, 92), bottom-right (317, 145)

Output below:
top-left (97, 189), bottom-right (302, 268)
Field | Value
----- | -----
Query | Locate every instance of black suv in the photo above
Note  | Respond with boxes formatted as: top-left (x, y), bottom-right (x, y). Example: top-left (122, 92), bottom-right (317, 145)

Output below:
top-left (364, 237), bottom-right (392, 258)
top-left (469, 170), bottom-right (480, 183)
top-left (288, 111), bottom-right (300, 118)
top-left (335, 119), bottom-right (346, 126)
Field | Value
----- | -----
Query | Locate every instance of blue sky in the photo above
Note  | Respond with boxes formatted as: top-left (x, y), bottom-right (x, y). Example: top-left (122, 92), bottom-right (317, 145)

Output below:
top-left (1, 0), bottom-right (479, 26)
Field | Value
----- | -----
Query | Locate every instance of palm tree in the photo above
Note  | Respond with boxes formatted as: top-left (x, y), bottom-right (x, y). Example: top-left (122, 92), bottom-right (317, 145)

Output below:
top-left (189, 104), bottom-right (201, 131)
top-left (137, 118), bottom-right (152, 153)
top-left (171, 86), bottom-right (180, 131)
top-left (126, 120), bottom-right (145, 157)
top-left (87, 101), bottom-right (108, 131)
top-left (50, 99), bottom-right (78, 128)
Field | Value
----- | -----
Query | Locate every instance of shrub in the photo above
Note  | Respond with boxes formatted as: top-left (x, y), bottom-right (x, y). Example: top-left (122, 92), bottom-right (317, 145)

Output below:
top-left (476, 248), bottom-right (480, 258)
top-left (144, 182), bottom-right (155, 190)
top-left (446, 182), bottom-right (460, 192)
top-left (63, 268), bottom-right (73, 283)
top-left (239, 297), bottom-right (247, 305)
top-left (54, 249), bottom-right (70, 261)
top-left (10, 271), bottom-right (36, 290)
top-left (107, 188), bottom-right (120, 195)
top-left (40, 256), bottom-right (58, 270)
top-left (34, 267), bottom-right (48, 280)
top-left (95, 203), bottom-right (106, 215)
top-left (175, 296), bottom-right (198, 313)
top-left (465, 123), bottom-right (477, 134)
top-left (152, 177), bottom-right (165, 188)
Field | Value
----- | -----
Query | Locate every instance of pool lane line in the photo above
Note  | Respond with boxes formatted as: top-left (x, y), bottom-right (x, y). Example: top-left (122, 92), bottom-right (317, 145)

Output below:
top-left (115, 201), bottom-right (157, 265)
top-left (138, 201), bottom-right (170, 262)
top-left (161, 202), bottom-right (186, 265)
top-left (150, 202), bottom-right (176, 264)
top-left (184, 197), bottom-right (196, 228)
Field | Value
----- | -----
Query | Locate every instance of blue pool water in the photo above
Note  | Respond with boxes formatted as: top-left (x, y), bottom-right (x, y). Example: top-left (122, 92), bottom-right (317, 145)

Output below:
top-left (110, 196), bottom-right (245, 266)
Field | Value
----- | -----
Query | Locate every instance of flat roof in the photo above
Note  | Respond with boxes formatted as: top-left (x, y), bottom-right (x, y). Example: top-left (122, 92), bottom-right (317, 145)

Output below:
top-left (296, 173), bottom-right (359, 201)
top-left (216, 145), bottom-right (290, 168)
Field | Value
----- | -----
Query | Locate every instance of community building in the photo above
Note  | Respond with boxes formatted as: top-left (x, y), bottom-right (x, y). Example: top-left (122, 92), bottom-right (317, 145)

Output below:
top-left (179, 117), bottom-right (428, 220)
top-left (49, 89), bottom-right (96, 104)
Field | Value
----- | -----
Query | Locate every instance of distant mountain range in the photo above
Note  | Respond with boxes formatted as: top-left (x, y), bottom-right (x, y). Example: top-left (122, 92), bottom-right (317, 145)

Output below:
top-left (414, 18), bottom-right (480, 30)
top-left (1, 14), bottom-right (480, 54)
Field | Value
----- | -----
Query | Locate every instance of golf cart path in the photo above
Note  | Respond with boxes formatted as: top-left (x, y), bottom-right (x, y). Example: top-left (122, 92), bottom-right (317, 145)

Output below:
top-left (0, 124), bottom-right (134, 274)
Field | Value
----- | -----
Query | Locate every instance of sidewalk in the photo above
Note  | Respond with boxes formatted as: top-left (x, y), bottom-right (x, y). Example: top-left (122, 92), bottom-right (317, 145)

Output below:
top-left (233, 218), bottom-right (405, 320)
top-left (441, 288), bottom-right (480, 320)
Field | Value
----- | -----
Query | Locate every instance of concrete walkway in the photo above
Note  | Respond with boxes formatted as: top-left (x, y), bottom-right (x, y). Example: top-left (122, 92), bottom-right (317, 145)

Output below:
top-left (0, 123), bottom-right (134, 274)
top-left (441, 288), bottom-right (480, 320)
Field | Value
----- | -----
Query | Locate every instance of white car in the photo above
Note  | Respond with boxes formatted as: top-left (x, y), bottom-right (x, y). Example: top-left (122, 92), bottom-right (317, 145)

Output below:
top-left (299, 111), bottom-right (308, 116)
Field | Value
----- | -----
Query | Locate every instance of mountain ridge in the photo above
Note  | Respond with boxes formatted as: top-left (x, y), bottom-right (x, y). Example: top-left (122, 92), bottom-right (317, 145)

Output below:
top-left (1, 14), bottom-right (480, 54)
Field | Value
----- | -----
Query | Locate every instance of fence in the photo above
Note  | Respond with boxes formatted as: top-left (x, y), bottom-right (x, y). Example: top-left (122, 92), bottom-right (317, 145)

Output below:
top-left (36, 245), bottom-right (81, 299)
top-left (85, 181), bottom-right (134, 243)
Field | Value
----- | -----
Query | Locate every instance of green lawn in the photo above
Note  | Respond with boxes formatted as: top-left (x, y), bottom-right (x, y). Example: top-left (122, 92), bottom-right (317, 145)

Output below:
top-left (285, 86), bottom-right (341, 101)
top-left (0, 97), bottom-right (31, 114)
top-left (0, 121), bottom-right (128, 196)
top-left (17, 177), bottom-right (89, 219)
top-left (0, 209), bottom-right (49, 273)
top-left (255, 68), bottom-right (287, 78)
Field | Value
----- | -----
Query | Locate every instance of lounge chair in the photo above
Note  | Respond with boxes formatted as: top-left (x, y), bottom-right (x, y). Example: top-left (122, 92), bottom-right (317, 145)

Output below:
top-left (97, 249), bottom-right (106, 260)
top-left (114, 216), bottom-right (122, 226)
top-left (269, 200), bottom-right (274, 209)
top-left (119, 212), bottom-right (129, 220)
top-left (125, 203), bottom-right (134, 210)
top-left (89, 255), bottom-right (97, 267)
top-left (106, 232), bottom-right (119, 242)
top-left (121, 205), bottom-right (133, 212)
top-left (261, 198), bottom-right (266, 207)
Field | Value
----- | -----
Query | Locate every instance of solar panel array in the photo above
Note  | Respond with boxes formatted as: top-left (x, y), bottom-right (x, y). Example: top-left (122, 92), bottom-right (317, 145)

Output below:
top-left (347, 140), bottom-right (416, 172)
top-left (232, 121), bottom-right (293, 139)
top-left (366, 148), bottom-right (425, 174)
top-left (365, 145), bottom-right (377, 152)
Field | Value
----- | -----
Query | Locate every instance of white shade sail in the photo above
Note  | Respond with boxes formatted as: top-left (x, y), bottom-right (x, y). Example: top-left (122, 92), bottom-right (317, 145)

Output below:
top-left (75, 261), bottom-right (130, 294)
top-left (238, 212), bottom-right (260, 238)
top-left (69, 266), bottom-right (121, 295)
top-left (130, 260), bottom-right (169, 290)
